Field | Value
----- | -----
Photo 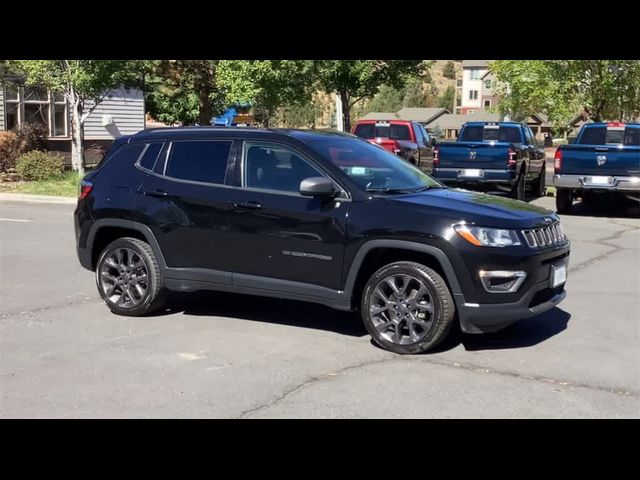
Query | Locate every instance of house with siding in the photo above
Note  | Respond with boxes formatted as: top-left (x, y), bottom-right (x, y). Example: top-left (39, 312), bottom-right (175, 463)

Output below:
top-left (1, 81), bottom-right (145, 164)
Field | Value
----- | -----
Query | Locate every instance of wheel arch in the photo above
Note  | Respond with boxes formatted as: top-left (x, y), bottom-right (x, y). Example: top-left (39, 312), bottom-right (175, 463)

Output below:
top-left (343, 240), bottom-right (464, 311)
top-left (88, 219), bottom-right (166, 270)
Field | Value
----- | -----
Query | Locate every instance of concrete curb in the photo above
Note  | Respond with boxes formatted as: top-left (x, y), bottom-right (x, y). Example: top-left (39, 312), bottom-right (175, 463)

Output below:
top-left (0, 193), bottom-right (76, 204)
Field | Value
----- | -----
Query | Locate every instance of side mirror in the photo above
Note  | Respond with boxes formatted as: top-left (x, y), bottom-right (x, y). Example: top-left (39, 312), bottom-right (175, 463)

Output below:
top-left (300, 177), bottom-right (337, 198)
top-left (430, 137), bottom-right (438, 147)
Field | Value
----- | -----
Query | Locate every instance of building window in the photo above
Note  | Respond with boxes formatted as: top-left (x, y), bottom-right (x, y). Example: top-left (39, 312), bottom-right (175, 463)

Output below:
top-left (483, 99), bottom-right (492, 109)
top-left (456, 79), bottom-right (463, 88)
top-left (2, 83), bottom-right (68, 137)
top-left (469, 90), bottom-right (478, 100)
top-left (484, 79), bottom-right (492, 90)
top-left (469, 69), bottom-right (482, 80)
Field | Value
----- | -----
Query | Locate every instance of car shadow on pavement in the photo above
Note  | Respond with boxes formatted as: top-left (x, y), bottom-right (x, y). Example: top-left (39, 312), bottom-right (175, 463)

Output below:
top-left (458, 307), bottom-right (571, 352)
top-left (561, 200), bottom-right (640, 219)
top-left (162, 291), bottom-right (369, 337)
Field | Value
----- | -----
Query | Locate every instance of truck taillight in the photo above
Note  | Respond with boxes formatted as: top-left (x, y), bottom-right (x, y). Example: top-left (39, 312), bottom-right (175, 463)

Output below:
top-left (554, 149), bottom-right (562, 173)
top-left (508, 148), bottom-right (517, 168)
top-left (433, 147), bottom-right (439, 167)
top-left (79, 180), bottom-right (93, 200)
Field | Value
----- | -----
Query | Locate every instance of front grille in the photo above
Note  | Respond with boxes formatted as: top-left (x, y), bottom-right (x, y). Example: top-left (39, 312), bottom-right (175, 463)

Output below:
top-left (522, 222), bottom-right (566, 249)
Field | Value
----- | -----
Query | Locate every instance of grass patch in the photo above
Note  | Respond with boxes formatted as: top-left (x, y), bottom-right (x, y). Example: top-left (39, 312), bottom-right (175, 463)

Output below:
top-left (0, 172), bottom-right (81, 197)
top-left (546, 186), bottom-right (556, 197)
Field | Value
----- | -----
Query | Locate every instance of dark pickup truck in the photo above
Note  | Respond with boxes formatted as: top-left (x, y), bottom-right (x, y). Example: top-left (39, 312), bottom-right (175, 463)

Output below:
top-left (554, 122), bottom-right (640, 213)
top-left (432, 122), bottom-right (546, 200)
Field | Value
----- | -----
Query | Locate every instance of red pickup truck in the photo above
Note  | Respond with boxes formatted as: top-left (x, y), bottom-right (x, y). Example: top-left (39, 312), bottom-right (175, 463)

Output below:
top-left (352, 119), bottom-right (437, 172)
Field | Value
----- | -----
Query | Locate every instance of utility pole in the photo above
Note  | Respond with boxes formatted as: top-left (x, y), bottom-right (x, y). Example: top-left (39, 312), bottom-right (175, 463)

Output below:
top-left (335, 93), bottom-right (344, 132)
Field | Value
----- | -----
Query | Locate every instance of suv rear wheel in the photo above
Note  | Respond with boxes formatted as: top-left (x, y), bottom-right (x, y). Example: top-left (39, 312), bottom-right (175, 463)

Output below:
top-left (95, 237), bottom-right (166, 316)
top-left (361, 261), bottom-right (455, 354)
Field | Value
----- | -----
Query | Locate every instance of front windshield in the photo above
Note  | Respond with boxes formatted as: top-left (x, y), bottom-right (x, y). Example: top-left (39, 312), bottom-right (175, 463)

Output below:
top-left (306, 136), bottom-right (443, 193)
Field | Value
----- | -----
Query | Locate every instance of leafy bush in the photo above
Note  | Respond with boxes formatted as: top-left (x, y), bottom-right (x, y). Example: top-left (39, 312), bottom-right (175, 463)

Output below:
top-left (16, 122), bottom-right (48, 152)
top-left (15, 150), bottom-right (64, 181)
top-left (0, 131), bottom-right (23, 172)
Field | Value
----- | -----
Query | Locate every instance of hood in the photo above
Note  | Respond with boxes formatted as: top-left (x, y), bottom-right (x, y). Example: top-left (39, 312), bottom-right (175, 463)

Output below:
top-left (387, 188), bottom-right (556, 229)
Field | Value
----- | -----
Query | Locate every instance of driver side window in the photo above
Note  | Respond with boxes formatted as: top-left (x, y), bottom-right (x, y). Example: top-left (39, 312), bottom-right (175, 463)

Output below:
top-left (244, 142), bottom-right (326, 194)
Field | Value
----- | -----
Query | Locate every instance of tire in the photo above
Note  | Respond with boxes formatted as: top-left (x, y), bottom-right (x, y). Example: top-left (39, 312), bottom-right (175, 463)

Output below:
top-left (556, 188), bottom-right (573, 214)
top-left (511, 170), bottom-right (525, 201)
top-left (95, 237), bottom-right (166, 316)
top-left (361, 261), bottom-right (455, 354)
top-left (535, 163), bottom-right (546, 197)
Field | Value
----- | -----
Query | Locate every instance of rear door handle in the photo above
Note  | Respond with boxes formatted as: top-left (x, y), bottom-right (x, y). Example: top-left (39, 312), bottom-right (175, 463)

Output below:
top-left (143, 189), bottom-right (170, 198)
top-left (234, 200), bottom-right (262, 210)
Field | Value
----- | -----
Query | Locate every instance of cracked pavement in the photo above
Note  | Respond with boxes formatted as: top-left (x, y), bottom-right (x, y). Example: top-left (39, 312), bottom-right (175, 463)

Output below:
top-left (1, 197), bottom-right (639, 418)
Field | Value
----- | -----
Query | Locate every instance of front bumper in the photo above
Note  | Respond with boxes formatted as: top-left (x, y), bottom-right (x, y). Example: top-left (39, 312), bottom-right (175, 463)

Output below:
top-left (554, 174), bottom-right (640, 192)
top-left (458, 282), bottom-right (567, 334)
top-left (433, 168), bottom-right (516, 185)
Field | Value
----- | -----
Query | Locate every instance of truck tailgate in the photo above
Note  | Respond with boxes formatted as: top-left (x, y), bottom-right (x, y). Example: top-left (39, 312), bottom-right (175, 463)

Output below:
top-left (437, 141), bottom-right (511, 169)
top-left (559, 145), bottom-right (640, 176)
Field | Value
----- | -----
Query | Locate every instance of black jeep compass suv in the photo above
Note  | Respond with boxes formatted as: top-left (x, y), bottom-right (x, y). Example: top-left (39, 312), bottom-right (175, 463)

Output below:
top-left (74, 127), bottom-right (570, 354)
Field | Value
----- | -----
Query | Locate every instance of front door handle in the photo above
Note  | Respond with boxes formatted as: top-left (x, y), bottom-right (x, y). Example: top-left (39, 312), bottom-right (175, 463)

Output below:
top-left (234, 200), bottom-right (262, 210)
top-left (143, 189), bottom-right (170, 198)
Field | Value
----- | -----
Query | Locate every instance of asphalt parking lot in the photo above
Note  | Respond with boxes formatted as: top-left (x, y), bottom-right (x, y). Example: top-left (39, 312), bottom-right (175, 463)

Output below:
top-left (1, 195), bottom-right (638, 418)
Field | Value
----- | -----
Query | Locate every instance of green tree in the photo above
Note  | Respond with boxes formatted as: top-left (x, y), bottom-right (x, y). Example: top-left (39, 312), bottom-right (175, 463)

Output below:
top-left (365, 84), bottom-right (404, 113)
top-left (9, 60), bottom-right (149, 174)
top-left (402, 78), bottom-right (427, 107)
top-left (315, 60), bottom-right (429, 131)
top-left (491, 60), bottom-right (640, 131)
top-left (438, 85), bottom-right (456, 111)
top-left (145, 60), bottom-right (224, 126)
top-left (217, 60), bottom-right (314, 127)
top-left (274, 98), bottom-right (324, 128)
top-left (443, 61), bottom-right (456, 79)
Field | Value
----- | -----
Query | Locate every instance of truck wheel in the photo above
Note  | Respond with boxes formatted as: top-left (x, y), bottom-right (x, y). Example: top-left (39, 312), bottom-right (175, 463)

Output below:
top-left (556, 188), bottom-right (573, 214)
top-left (361, 261), bottom-right (455, 355)
top-left (511, 171), bottom-right (525, 201)
top-left (536, 163), bottom-right (546, 197)
top-left (95, 237), bottom-right (167, 316)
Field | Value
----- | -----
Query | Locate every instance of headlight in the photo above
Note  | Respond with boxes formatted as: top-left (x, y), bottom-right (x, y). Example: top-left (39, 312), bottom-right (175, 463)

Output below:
top-left (454, 224), bottom-right (521, 247)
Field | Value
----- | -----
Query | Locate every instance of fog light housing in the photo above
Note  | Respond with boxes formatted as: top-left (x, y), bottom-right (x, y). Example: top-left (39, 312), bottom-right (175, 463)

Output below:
top-left (479, 270), bottom-right (526, 293)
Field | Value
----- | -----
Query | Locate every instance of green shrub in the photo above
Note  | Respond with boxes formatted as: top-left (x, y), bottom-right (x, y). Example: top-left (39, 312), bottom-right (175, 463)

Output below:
top-left (15, 150), bottom-right (64, 181)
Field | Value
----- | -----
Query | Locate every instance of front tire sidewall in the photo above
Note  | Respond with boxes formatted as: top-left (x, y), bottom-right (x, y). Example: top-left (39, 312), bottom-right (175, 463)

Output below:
top-left (361, 263), bottom-right (453, 354)
top-left (95, 238), bottom-right (160, 316)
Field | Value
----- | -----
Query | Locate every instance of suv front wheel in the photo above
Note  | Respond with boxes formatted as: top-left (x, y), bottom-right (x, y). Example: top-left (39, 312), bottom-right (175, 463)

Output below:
top-left (95, 237), bottom-right (166, 316)
top-left (361, 261), bottom-right (455, 354)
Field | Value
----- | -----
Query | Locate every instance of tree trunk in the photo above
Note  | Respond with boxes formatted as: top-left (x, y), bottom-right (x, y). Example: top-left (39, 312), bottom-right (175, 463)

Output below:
top-left (70, 100), bottom-right (85, 176)
top-left (198, 89), bottom-right (212, 126)
top-left (340, 92), bottom-right (351, 132)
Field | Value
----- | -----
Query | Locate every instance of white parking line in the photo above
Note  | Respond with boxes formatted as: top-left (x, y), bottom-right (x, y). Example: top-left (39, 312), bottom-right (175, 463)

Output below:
top-left (0, 218), bottom-right (31, 222)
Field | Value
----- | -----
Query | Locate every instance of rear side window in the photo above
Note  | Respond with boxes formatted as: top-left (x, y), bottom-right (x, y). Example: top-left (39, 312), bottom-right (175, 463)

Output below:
top-left (460, 126), bottom-right (483, 141)
top-left (100, 143), bottom-right (146, 175)
top-left (165, 141), bottom-right (232, 184)
top-left (139, 143), bottom-right (164, 170)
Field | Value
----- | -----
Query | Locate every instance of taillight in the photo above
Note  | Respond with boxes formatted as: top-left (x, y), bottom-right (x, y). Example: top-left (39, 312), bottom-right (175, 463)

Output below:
top-left (433, 147), bottom-right (440, 167)
top-left (79, 180), bottom-right (93, 200)
top-left (554, 149), bottom-right (562, 173)
top-left (507, 148), bottom-right (517, 168)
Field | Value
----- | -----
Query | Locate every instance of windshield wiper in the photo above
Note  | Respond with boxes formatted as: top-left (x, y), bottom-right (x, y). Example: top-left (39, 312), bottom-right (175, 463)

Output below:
top-left (366, 185), bottom-right (445, 194)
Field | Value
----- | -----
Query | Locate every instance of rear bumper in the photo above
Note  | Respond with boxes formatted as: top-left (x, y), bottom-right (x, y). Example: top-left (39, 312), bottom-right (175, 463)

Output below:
top-left (554, 174), bottom-right (640, 192)
top-left (433, 168), bottom-right (516, 185)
